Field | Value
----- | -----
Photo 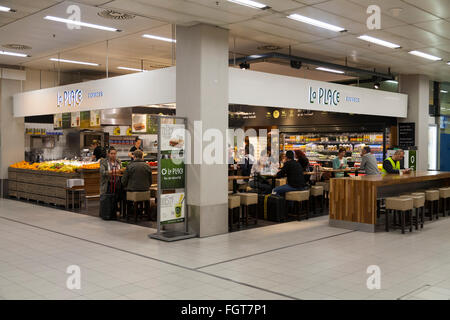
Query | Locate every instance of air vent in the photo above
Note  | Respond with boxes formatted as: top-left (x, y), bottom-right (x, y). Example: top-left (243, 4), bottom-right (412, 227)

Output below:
top-left (97, 10), bottom-right (135, 20)
top-left (257, 45), bottom-right (282, 51)
top-left (2, 44), bottom-right (32, 50)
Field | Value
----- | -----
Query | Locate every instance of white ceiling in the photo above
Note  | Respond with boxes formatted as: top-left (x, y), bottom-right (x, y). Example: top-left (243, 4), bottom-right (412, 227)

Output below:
top-left (0, 0), bottom-right (449, 81)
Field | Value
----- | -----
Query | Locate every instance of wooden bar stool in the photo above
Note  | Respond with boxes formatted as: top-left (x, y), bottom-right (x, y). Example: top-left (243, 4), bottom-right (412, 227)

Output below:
top-left (315, 182), bottom-right (330, 208)
top-left (310, 185), bottom-right (324, 215)
top-left (237, 193), bottom-right (258, 226)
top-left (126, 191), bottom-right (151, 222)
top-left (425, 190), bottom-right (440, 221)
top-left (439, 187), bottom-right (450, 217)
top-left (228, 195), bottom-right (241, 231)
top-left (275, 178), bottom-right (287, 187)
top-left (286, 190), bottom-right (310, 220)
top-left (400, 194), bottom-right (425, 230)
top-left (385, 197), bottom-right (414, 234)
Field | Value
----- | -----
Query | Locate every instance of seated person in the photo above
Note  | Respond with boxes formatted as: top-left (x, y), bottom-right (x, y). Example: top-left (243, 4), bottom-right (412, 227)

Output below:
top-left (121, 150), bottom-right (152, 191)
top-left (382, 149), bottom-right (411, 174)
top-left (273, 150), bottom-right (307, 196)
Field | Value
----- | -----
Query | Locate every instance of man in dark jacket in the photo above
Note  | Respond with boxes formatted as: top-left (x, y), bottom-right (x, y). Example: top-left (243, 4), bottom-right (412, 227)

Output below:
top-left (273, 150), bottom-right (307, 196)
top-left (121, 150), bottom-right (152, 191)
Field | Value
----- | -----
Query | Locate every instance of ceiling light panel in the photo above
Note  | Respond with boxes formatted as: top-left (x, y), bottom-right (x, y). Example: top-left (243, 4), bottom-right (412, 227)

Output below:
top-left (408, 50), bottom-right (442, 61)
top-left (142, 34), bottom-right (176, 43)
top-left (287, 14), bottom-right (346, 32)
top-left (44, 16), bottom-right (120, 32)
top-left (315, 67), bottom-right (344, 74)
top-left (49, 58), bottom-right (99, 66)
top-left (357, 35), bottom-right (401, 49)
top-left (0, 50), bottom-right (28, 57)
top-left (227, 0), bottom-right (269, 9)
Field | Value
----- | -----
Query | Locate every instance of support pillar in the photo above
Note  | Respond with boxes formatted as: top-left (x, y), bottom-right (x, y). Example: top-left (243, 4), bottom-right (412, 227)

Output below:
top-left (0, 79), bottom-right (25, 197)
top-left (176, 24), bottom-right (229, 237)
top-left (398, 74), bottom-right (429, 171)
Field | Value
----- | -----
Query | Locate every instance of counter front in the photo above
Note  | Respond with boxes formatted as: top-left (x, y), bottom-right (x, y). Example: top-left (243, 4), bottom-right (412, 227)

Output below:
top-left (329, 171), bottom-right (450, 232)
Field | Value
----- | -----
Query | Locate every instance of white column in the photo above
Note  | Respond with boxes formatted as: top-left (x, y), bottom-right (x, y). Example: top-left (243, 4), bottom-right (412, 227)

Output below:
top-left (0, 79), bottom-right (25, 196)
top-left (398, 74), bottom-right (429, 171)
top-left (176, 24), bottom-right (229, 237)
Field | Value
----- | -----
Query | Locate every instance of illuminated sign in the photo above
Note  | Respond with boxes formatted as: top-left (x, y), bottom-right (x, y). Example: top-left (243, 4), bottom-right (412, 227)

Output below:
top-left (57, 89), bottom-right (83, 108)
top-left (308, 86), bottom-right (340, 106)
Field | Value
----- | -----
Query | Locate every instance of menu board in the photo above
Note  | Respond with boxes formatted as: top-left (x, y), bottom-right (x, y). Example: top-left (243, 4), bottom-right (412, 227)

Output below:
top-left (160, 192), bottom-right (185, 225)
top-left (54, 114), bottom-right (62, 129)
top-left (62, 113), bottom-right (71, 129)
top-left (71, 111), bottom-right (80, 127)
top-left (90, 110), bottom-right (101, 127)
top-left (80, 111), bottom-right (90, 129)
top-left (399, 122), bottom-right (415, 147)
top-left (132, 114), bottom-right (147, 133)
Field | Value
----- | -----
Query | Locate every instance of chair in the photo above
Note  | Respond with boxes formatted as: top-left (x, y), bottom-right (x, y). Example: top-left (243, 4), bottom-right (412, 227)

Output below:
top-left (237, 193), bottom-right (258, 226)
top-left (439, 187), bottom-right (450, 217)
top-left (66, 179), bottom-right (87, 211)
top-left (286, 190), bottom-right (310, 220)
top-left (315, 181), bottom-right (330, 208)
top-left (385, 197), bottom-right (414, 234)
top-left (126, 191), bottom-right (151, 222)
top-left (310, 185), bottom-right (324, 215)
top-left (425, 190), bottom-right (440, 221)
top-left (228, 196), bottom-right (241, 231)
top-left (400, 194), bottom-right (425, 230)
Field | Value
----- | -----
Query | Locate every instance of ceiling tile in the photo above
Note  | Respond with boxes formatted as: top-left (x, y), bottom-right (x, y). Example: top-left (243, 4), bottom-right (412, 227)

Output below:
top-left (347, 0), bottom-right (441, 24)
top-left (403, 0), bottom-right (450, 19)
top-left (415, 19), bottom-right (450, 40)
top-left (384, 25), bottom-right (449, 46)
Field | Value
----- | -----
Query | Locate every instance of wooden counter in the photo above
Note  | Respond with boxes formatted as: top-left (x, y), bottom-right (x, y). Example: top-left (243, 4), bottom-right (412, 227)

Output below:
top-left (329, 171), bottom-right (450, 232)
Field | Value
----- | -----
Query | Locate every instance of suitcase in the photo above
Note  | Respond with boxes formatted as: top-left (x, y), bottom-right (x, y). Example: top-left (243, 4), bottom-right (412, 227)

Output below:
top-left (99, 193), bottom-right (116, 220)
top-left (266, 194), bottom-right (286, 222)
top-left (257, 194), bottom-right (286, 222)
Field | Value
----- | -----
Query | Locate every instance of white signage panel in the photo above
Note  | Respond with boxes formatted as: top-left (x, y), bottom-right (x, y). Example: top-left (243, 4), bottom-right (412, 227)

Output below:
top-left (228, 68), bottom-right (408, 118)
top-left (14, 67), bottom-right (176, 117)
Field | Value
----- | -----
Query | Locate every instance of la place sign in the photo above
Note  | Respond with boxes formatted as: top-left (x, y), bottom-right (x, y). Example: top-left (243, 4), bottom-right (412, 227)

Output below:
top-left (57, 89), bottom-right (83, 108)
top-left (308, 86), bottom-right (340, 107)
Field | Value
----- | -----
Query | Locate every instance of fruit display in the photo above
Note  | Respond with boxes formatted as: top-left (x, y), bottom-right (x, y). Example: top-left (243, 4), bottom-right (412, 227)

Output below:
top-left (10, 160), bottom-right (99, 173)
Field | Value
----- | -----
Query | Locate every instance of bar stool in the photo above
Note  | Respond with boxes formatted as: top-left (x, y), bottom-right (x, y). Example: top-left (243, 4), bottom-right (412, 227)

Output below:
top-left (425, 190), bottom-right (440, 221)
top-left (66, 187), bottom-right (88, 211)
top-left (126, 191), bottom-right (151, 222)
top-left (400, 194), bottom-right (425, 230)
top-left (385, 197), bottom-right (414, 234)
top-left (315, 182), bottom-right (330, 208)
top-left (310, 185), bottom-right (324, 215)
top-left (237, 193), bottom-right (258, 226)
top-left (286, 190), bottom-right (310, 220)
top-left (228, 195), bottom-right (241, 231)
top-left (275, 178), bottom-right (287, 187)
top-left (439, 187), bottom-right (450, 217)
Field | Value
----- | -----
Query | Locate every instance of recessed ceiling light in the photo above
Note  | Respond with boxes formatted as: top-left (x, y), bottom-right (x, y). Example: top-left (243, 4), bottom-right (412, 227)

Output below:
top-left (117, 66), bottom-right (147, 72)
top-left (287, 14), bottom-right (346, 32)
top-left (0, 5), bottom-right (14, 12)
top-left (0, 50), bottom-right (28, 57)
top-left (49, 58), bottom-right (99, 66)
top-left (357, 35), bottom-right (401, 49)
top-left (142, 34), bottom-right (176, 43)
top-left (447, 61), bottom-right (450, 65)
top-left (227, 0), bottom-right (269, 9)
top-left (441, 90), bottom-right (448, 94)
top-left (408, 50), bottom-right (442, 61)
top-left (316, 67), bottom-right (344, 74)
top-left (44, 16), bottom-right (121, 32)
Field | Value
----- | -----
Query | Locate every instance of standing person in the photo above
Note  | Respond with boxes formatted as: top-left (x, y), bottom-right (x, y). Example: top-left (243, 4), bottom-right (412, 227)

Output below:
top-left (382, 149), bottom-right (411, 174)
top-left (99, 147), bottom-right (122, 220)
top-left (128, 137), bottom-right (143, 160)
top-left (121, 150), bottom-right (153, 191)
top-left (332, 147), bottom-right (348, 178)
top-left (273, 150), bottom-right (307, 196)
top-left (359, 146), bottom-right (380, 175)
top-left (91, 140), bottom-right (105, 161)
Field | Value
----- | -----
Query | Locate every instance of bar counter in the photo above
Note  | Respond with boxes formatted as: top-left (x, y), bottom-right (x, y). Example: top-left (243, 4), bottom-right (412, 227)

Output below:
top-left (329, 171), bottom-right (450, 232)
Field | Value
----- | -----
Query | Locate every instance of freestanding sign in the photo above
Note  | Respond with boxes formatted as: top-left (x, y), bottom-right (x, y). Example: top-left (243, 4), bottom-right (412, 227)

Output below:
top-left (149, 115), bottom-right (196, 241)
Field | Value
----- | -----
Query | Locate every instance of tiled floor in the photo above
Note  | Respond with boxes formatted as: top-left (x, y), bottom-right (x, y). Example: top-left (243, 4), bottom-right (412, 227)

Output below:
top-left (1, 198), bottom-right (450, 300)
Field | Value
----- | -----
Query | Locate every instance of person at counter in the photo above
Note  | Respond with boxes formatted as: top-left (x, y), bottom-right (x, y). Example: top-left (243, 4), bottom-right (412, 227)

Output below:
top-left (273, 150), bottom-right (307, 196)
top-left (382, 149), bottom-right (411, 174)
top-left (100, 147), bottom-right (122, 195)
top-left (360, 146), bottom-right (380, 175)
top-left (332, 147), bottom-right (348, 178)
top-left (91, 140), bottom-right (105, 161)
top-left (121, 150), bottom-right (152, 191)
top-left (128, 137), bottom-right (143, 160)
